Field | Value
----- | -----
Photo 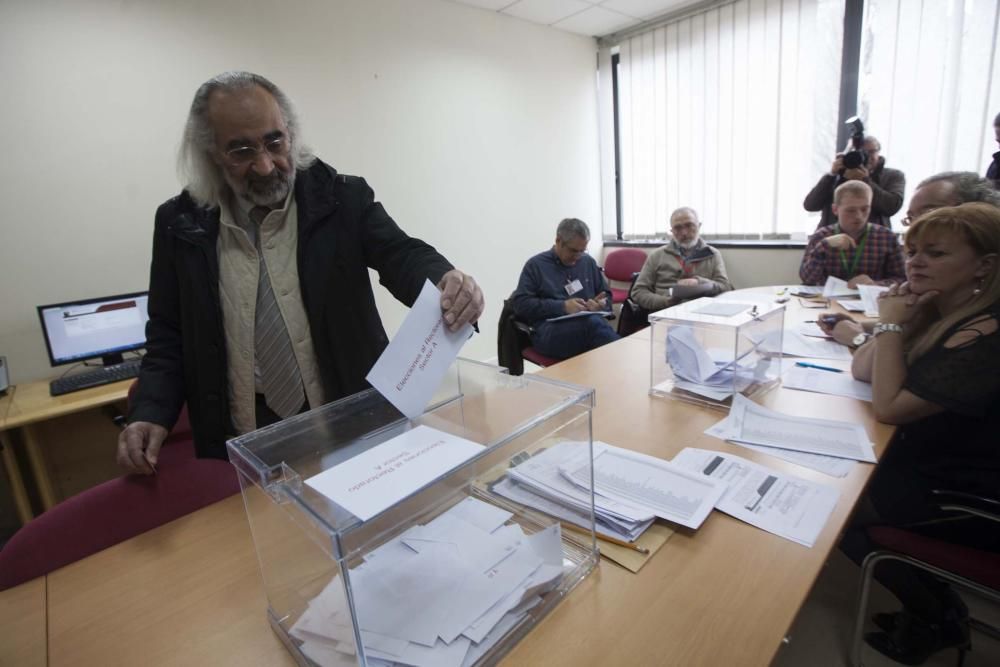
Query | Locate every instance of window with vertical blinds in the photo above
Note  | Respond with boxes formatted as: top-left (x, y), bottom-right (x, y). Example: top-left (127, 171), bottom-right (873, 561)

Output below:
top-left (858, 0), bottom-right (1000, 189)
top-left (615, 0), bottom-right (846, 239)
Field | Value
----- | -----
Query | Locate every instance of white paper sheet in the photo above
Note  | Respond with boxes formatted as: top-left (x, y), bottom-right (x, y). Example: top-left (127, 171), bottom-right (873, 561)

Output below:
top-left (836, 299), bottom-right (866, 312)
top-left (704, 417), bottom-right (855, 478)
top-left (798, 322), bottom-right (831, 338)
top-left (857, 284), bottom-right (889, 317)
top-left (366, 279), bottom-right (473, 419)
top-left (763, 330), bottom-right (853, 360)
top-left (545, 311), bottom-right (612, 323)
top-left (690, 302), bottom-right (753, 317)
top-left (672, 448), bottom-right (840, 547)
top-left (726, 395), bottom-right (876, 462)
top-left (783, 365), bottom-right (874, 402)
top-left (305, 425), bottom-right (484, 521)
top-left (822, 276), bottom-right (859, 298)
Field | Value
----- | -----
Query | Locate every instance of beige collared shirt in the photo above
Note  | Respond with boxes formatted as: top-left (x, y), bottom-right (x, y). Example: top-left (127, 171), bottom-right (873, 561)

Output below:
top-left (217, 192), bottom-right (326, 434)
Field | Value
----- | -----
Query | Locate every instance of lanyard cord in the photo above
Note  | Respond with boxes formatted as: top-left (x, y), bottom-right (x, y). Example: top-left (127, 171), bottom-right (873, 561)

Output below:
top-left (836, 224), bottom-right (869, 276)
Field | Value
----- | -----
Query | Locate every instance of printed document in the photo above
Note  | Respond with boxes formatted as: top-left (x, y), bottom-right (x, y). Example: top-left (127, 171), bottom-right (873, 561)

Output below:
top-left (722, 395), bottom-right (876, 462)
top-left (304, 425), bottom-right (484, 521)
top-left (545, 310), bottom-right (612, 323)
top-left (561, 445), bottom-right (726, 530)
top-left (783, 364), bottom-right (874, 402)
top-left (366, 279), bottom-right (473, 419)
top-left (705, 415), bottom-right (855, 478)
top-left (672, 448), bottom-right (840, 547)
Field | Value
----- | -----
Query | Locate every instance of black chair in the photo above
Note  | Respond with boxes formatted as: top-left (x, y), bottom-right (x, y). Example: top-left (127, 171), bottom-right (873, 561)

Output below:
top-left (617, 272), bottom-right (651, 336)
top-left (497, 298), bottom-right (560, 376)
top-left (851, 491), bottom-right (1000, 667)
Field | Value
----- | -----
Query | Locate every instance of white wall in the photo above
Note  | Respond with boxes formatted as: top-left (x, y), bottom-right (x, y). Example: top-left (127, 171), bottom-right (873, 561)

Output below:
top-left (0, 0), bottom-right (602, 383)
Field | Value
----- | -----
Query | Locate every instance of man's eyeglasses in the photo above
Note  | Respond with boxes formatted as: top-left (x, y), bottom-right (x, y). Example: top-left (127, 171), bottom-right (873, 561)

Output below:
top-left (223, 137), bottom-right (290, 166)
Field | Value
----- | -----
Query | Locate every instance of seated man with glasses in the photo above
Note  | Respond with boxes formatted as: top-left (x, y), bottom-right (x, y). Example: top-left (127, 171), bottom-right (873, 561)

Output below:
top-left (630, 207), bottom-right (733, 313)
top-left (118, 71), bottom-right (484, 472)
top-left (511, 218), bottom-right (619, 360)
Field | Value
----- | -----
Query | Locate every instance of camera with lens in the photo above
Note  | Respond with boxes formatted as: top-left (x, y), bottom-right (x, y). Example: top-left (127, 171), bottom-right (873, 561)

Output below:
top-left (840, 116), bottom-right (867, 174)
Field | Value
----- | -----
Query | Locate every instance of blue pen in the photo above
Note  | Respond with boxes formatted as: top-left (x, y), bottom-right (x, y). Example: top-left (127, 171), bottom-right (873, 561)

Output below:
top-left (795, 361), bottom-right (843, 373)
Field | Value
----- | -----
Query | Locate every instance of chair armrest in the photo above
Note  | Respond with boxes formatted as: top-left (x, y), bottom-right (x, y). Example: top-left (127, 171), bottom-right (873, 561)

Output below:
top-left (513, 320), bottom-right (533, 336)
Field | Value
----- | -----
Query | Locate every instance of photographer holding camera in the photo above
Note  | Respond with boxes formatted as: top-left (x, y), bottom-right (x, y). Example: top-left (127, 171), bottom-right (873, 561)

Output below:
top-left (804, 119), bottom-right (905, 229)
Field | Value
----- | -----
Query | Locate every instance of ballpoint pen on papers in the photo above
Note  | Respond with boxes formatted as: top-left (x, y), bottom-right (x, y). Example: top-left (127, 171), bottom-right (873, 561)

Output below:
top-left (561, 522), bottom-right (650, 555)
top-left (795, 361), bottom-right (843, 373)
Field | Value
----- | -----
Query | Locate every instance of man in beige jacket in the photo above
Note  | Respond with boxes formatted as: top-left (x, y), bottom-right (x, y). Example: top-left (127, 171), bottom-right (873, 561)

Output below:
top-left (631, 207), bottom-right (733, 312)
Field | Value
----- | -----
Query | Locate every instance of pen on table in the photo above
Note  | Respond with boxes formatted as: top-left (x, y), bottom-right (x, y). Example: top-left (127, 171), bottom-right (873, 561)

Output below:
top-left (561, 522), bottom-right (650, 554)
top-left (795, 361), bottom-right (843, 373)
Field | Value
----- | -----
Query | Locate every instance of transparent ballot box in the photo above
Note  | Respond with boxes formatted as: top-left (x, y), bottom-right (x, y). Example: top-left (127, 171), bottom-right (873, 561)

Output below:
top-left (648, 297), bottom-right (784, 409)
top-left (228, 359), bottom-right (598, 667)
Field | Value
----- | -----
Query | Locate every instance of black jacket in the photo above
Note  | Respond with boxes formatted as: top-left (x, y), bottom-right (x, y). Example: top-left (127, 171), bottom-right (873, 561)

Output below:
top-left (803, 157), bottom-right (905, 229)
top-left (128, 160), bottom-right (453, 459)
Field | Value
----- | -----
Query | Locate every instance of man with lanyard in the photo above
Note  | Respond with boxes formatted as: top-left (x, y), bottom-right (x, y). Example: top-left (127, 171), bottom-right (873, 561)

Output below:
top-left (799, 180), bottom-right (905, 287)
top-left (631, 207), bottom-right (733, 312)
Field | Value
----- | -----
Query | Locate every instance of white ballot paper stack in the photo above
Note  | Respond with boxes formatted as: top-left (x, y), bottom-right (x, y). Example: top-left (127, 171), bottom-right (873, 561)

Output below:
top-left (663, 325), bottom-right (764, 401)
top-left (782, 364), bottom-right (874, 402)
top-left (672, 448), bottom-right (840, 547)
top-left (289, 497), bottom-right (569, 667)
top-left (497, 440), bottom-right (725, 533)
top-left (707, 394), bottom-right (876, 467)
top-left (366, 279), bottom-right (474, 419)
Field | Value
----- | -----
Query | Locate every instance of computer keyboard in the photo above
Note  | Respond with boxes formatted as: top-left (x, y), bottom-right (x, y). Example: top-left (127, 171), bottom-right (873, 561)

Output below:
top-left (50, 358), bottom-right (142, 396)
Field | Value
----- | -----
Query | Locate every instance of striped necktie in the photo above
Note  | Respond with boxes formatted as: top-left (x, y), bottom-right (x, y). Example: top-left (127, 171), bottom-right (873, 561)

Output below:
top-left (250, 206), bottom-right (305, 420)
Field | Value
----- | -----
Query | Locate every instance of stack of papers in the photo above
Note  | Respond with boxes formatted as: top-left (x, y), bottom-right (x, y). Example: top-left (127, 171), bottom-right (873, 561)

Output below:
top-left (498, 440), bottom-right (725, 535)
top-left (495, 442), bottom-right (654, 541)
top-left (672, 448), bottom-right (840, 547)
top-left (290, 497), bottom-right (566, 667)
top-left (761, 329), bottom-right (853, 361)
top-left (706, 395), bottom-right (875, 477)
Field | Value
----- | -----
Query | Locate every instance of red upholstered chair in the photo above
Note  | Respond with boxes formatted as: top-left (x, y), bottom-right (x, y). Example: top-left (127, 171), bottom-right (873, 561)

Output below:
top-left (603, 248), bottom-right (648, 305)
top-left (850, 493), bottom-right (1000, 667)
top-left (0, 382), bottom-right (238, 590)
top-left (0, 452), bottom-right (240, 590)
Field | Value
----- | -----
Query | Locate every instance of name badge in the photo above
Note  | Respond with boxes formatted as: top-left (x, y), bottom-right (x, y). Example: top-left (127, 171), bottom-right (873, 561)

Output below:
top-left (564, 279), bottom-right (584, 296)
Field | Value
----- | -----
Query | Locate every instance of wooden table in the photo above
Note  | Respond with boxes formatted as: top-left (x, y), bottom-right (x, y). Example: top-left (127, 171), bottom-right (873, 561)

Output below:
top-left (0, 378), bottom-right (131, 521)
top-left (2, 289), bottom-right (889, 666)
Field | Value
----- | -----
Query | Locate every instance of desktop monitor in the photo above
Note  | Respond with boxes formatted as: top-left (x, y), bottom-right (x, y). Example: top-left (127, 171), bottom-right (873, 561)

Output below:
top-left (37, 291), bottom-right (150, 367)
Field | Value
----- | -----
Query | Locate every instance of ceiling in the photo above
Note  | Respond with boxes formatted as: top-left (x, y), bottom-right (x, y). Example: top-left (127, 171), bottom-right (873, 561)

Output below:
top-left (448, 0), bottom-right (701, 38)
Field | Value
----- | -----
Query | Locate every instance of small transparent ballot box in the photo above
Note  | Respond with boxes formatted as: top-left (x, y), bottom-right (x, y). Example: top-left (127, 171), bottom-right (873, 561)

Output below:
top-left (648, 297), bottom-right (784, 409)
top-left (228, 359), bottom-right (598, 667)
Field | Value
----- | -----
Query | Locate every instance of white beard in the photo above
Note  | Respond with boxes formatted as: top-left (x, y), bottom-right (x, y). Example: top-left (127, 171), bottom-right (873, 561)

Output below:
top-left (678, 237), bottom-right (699, 250)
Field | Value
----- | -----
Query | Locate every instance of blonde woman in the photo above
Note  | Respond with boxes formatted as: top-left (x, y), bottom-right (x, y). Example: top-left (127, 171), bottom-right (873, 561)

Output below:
top-left (844, 202), bottom-right (1000, 665)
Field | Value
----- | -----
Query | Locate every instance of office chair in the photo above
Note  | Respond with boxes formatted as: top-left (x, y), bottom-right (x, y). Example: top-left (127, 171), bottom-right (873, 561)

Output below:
top-left (497, 298), bottom-right (559, 376)
top-left (851, 492), bottom-right (1000, 667)
top-left (603, 248), bottom-right (648, 305)
top-left (0, 448), bottom-right (240, 590)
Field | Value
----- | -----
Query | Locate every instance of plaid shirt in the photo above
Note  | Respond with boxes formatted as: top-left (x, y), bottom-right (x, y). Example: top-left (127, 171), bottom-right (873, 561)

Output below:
top-left (799, 223), bottom-right (906, 286)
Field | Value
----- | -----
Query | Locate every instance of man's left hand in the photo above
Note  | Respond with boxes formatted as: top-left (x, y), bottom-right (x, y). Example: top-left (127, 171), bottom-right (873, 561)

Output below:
top-left (843, 166), bottom-right (869, 181)
top-left (676, 278), bottom-right (699, 287)
top-left (438, 269), bottom-right (485, 331)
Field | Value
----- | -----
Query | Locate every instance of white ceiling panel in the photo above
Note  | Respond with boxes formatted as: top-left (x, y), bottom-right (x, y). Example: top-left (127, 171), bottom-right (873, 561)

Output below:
top-left (502, 0), bottom-right (593, 26)
top-left (554, 6), bottom-right (640, 36)
top-left (449, 0), bottom-right (516, 10)
top-left (600, 0), bottom-right (694, 20)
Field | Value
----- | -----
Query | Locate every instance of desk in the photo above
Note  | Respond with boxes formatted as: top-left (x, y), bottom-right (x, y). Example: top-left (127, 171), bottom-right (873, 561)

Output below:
top-left (6, 290), bottom-right (891, 666)
top-left (0, 378), bottom-right (131, 521)
top-left (0, 576), bottom-right (46, 667)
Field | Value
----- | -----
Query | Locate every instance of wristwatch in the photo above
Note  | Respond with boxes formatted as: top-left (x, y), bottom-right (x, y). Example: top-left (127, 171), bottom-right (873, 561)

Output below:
top-left (850, 332), bottom-right (871, 349)
top-left (872, 323), bottom-right (903, 337)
